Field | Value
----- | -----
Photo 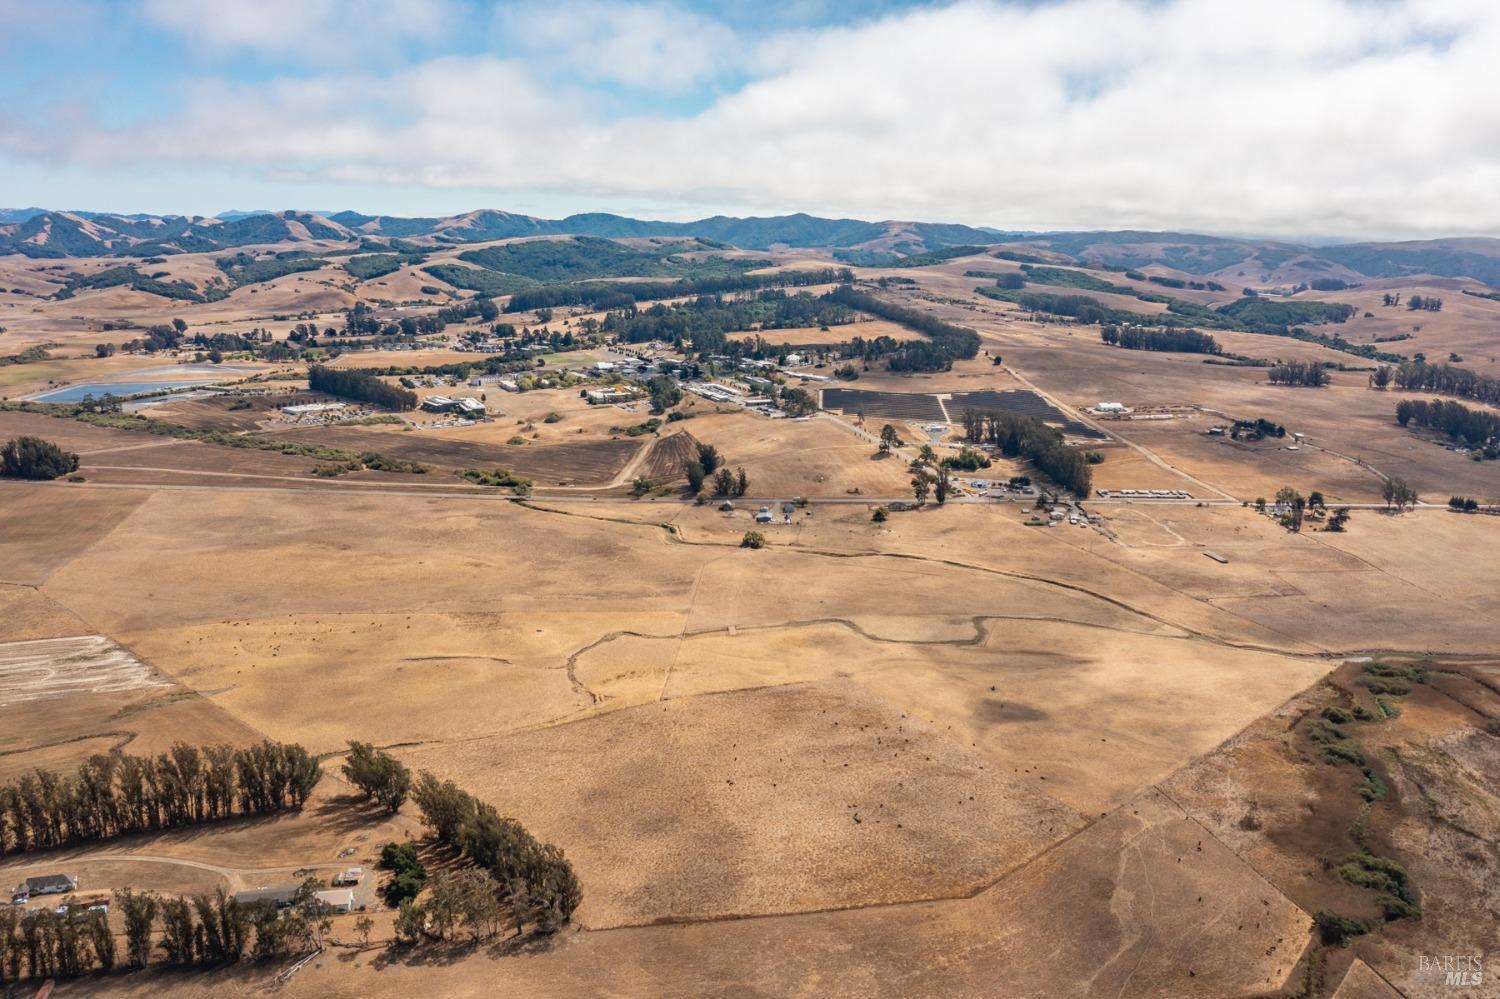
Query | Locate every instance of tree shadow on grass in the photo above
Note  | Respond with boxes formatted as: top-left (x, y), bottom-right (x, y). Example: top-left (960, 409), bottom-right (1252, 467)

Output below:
top-left (365, 928), bottom-right (570, 971)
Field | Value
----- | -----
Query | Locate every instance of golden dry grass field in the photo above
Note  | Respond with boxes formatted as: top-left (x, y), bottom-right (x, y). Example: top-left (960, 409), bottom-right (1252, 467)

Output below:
top-left (0, 243), bottom-right (1496, 998)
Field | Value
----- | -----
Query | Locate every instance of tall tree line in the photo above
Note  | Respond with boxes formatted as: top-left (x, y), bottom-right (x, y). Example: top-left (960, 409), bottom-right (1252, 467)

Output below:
top-left (0, 904), bottom-right (114, 982)
top-left (0, 742), bottom-right (320, 856)
top-left (1268, 361), bottom-right (1331, 387)
top-left (600, 290), bottom-right (857, 357)
top-left (825, 286), bottom-right (981, 371)
top-left (959, 410), bottom-right (1093, 496)
top-left (505, 267), bottom-right (852, 314)
top-left (1395, 398), bottom-right (1500, 452)
top-left (307, 365), bottom-right (418, 410)
top-left (1100, 326), bottom-right (1220, 354)
top-left (1375, 360), bottom-right (1500, 406)
top-left (0, 883), bottom-right (328, 986)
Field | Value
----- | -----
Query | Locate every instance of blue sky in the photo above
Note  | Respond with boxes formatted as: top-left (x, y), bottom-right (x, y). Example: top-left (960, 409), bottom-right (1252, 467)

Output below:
top-left (1, 0), bottom-right (1497, 238)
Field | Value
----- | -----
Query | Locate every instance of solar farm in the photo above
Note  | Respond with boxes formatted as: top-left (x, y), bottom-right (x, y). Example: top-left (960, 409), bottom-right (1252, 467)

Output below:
top-left (820, 387), bottom-right (1106, 439)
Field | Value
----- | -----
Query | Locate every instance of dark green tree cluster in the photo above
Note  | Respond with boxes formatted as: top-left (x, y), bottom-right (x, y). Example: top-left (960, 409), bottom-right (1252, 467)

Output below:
top-left (504, 267), bottom-right (851, 314)
top-left (190, 329), bottom-right (268, 354)
top-left (825, 286), bottom-right (980, 372)
top-left (380, 841), bottom-right (427, 906)
top-left (0, 741), bottom-right (320, 857)
top-left (778, 387), bottom-right (816, 416)
top-left (601, 290), bottom-right (858, 357)
top-left (941, 447), bottom-right (992, 471)
top-left (344, 253), bottom-right (424, 281)
top-left (1268, 361), bottom-right (1331, 387)
top-left (1214, 297), bottom-right (1356, 328)
top-left (1, 436), bottom-right (79, 479)
top-left (959, 410), bottom-right (1092, 496)
top-left (1406, 294), bottom-right (1442, 312)
top-left (341, 742), bottom-right (411, 813)
top-left (712, 466), bottom-right (749, 498)
top-left (409, 773), bottom-right (582, 935)
top-left (646, 374), bottom-right (682, 413)
top-left (684, 441), bottom-right (723, 494)
top-left (1100, 326), bottom-right (1220, 354)
top-left (1229, 418), bottom-right (1285, 440)
top-left (55, 267), bottom-right (204, 304)
top-left (121, 322), bottom-right (186, 352)
top-left (456, 236), bottom-right (759, 284)
top-left (215, 252), bottom-right (324, 288)
top-left (308, 365), bottom-right (418, 410)
top-left (1395, 398), bottom-right (1499, 453)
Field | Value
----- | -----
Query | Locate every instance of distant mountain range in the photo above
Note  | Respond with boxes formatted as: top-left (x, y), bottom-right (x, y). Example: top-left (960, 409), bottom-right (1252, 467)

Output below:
top-left (4, 207), bottom-right (1500, 287)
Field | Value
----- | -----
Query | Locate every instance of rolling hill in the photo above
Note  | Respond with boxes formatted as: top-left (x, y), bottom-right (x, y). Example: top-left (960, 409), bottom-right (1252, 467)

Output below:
top-left (5, 207), bottom-right (1500, 287)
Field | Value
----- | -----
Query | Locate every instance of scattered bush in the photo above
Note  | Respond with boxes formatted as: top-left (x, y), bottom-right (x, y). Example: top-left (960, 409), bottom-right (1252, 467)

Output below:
top-left (1315, 910), bottom-right (1371, 946)
top-left (941, 447), bottom-right (992, 471)
top-left (1338, 853), bottom-right (1419, 919)
top-left (457, 467), bottom-right (531, 493)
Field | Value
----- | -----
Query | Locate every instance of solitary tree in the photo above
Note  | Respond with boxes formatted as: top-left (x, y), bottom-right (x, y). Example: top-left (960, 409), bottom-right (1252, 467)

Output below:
top-left (696, 442), bottom-right (722, 476)
top-left (934, 465), bottom-right (951, 505)
top-left (911, 472), bottom-right (931, 505)
top-left (116, 889), bottom-right (158, 968)
top-left (342, 742), bottom-right (411, 813)
top-left (878, 424), bottom-right (900, 454)
top-left (393, 900), bottom-right (426, 945)
top-left (682, 460), bottom-right (706, 494)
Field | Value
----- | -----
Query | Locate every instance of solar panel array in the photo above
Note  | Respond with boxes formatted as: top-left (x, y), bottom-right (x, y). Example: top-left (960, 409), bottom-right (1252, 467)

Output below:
top-left (819, 387), bottom-right (1107, 440)
top-left (947, 390), bottom-right (1107, 440)
top-left (820, 389), bottom-right (947, 422)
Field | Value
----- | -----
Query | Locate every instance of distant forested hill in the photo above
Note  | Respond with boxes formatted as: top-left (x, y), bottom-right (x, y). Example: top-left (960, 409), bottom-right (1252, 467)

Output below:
top-left (6, 207), bottom-right (1500, 287)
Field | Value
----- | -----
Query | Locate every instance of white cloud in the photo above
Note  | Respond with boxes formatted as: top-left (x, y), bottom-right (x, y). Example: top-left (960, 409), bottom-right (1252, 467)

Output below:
top-left (496, 1), bottom-right (741, 90)
top-left (141, 0), bottom-right (457, 55)
top-left (13, 0), bottom-right (1500, 237)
